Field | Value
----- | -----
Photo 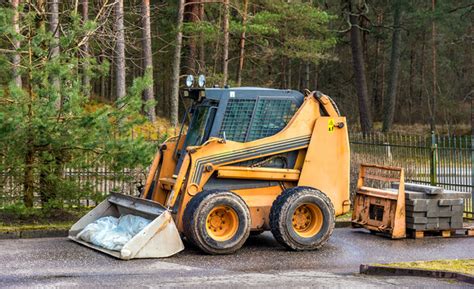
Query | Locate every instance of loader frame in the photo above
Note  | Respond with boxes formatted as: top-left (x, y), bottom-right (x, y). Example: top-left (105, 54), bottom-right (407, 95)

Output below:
top-left (143, 90), bottom-right (351, 233)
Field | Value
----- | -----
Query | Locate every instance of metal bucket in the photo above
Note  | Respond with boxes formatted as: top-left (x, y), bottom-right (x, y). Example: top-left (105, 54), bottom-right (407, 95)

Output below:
top-left (69, 192), bottom-right (184, 260)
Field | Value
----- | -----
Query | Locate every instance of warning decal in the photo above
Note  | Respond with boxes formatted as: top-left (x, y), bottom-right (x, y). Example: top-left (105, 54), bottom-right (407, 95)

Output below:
top-left (328, 118), bottom-right (335, 132)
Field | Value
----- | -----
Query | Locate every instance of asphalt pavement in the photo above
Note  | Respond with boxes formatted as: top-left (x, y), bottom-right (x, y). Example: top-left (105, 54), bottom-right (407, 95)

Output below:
top-left (0, 228), bottom-right (473, 288)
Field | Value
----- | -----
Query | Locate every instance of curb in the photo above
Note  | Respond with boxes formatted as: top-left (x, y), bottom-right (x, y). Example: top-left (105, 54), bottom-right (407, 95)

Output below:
top-left (0, 229), bottom-right (68, 240)
top-left (360, 264), bottom-right (474, 285)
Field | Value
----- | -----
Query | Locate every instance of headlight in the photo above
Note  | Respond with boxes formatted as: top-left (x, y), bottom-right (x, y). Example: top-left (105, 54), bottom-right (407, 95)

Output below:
top-left (185, 75), bottom-right (194, 88)
top-left (198, 74), bottom-right (206, 88)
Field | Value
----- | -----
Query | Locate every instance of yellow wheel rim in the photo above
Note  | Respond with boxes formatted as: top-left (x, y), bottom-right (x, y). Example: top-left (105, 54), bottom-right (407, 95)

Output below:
top-left (292, 203), bottom-right (323, 238)
top-left (206, 205), bottom-right (239, 241)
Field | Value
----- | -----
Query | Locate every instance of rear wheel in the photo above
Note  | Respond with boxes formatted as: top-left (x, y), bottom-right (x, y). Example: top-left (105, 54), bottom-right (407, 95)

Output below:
top-left (270, 186), bottom-right (335, 250)
top-left (183, 190), bottom-right (251, 254)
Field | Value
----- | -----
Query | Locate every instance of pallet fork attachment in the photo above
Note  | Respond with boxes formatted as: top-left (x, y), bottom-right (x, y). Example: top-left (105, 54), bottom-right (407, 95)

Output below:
top-left (351, 164), bottom-right (406, 239)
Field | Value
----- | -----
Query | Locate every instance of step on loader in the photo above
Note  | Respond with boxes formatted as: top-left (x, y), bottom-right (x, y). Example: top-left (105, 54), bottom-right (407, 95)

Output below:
top-left (70, 84), bottom-right (351, 259)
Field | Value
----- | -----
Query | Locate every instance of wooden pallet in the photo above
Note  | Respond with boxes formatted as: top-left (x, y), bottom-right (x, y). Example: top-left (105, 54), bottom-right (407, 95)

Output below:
top-left (408, 227), bottom-right (474, 239)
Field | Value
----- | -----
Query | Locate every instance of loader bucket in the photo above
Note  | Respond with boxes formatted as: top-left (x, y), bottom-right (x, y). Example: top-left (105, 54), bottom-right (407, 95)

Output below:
top-left (69, 192), bottom-right (184, 260)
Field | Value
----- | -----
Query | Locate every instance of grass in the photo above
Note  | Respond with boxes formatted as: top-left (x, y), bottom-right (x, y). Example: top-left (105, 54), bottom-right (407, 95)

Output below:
top-left (0, 205), bottom-right (90, 232)
top-left (336, 211), bottom-right (352, 221)
top-left (376, 259), bottom-right (474, 276)
top-left (0, 222), bottom-right (74, 232)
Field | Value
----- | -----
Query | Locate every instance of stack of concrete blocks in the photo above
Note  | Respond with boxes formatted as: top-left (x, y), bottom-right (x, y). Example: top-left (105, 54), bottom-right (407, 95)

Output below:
top-left (392, 183), bottom-right (469, 231)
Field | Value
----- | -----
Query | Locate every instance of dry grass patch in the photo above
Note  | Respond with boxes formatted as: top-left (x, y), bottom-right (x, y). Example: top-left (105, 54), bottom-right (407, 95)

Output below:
top-left (377, 259), bottom-right (474, 276)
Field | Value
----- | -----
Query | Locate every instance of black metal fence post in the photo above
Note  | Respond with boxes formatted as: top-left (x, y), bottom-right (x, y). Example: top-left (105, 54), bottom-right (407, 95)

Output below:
top-left (430, 131), bottom-right (438, 186)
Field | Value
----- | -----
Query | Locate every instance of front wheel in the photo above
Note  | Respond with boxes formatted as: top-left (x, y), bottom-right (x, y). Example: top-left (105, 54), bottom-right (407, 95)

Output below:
top-left (183, 190), bottom-right (251, 254)
top-left (270, 186), bottom-right (335, 250)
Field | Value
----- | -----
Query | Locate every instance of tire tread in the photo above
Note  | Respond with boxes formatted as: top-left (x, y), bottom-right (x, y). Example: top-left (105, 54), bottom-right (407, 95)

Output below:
top-left (182, 190), bottom-right (250, 254)
top-left (270, 186), bottom-right (335, 251)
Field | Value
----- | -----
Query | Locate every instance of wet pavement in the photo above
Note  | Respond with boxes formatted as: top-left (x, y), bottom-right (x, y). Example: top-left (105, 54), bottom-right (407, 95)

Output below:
top-left (0, 228), bottom-right (473, 288)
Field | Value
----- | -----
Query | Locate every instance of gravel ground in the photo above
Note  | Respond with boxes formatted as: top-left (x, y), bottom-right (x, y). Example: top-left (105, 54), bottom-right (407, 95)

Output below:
top-left (0, 228), bottom-right (473, 288)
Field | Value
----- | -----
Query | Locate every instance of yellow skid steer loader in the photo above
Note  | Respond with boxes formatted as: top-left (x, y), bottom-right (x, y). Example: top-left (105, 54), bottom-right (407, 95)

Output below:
top-left (69, 85), bottom-right (351, 259)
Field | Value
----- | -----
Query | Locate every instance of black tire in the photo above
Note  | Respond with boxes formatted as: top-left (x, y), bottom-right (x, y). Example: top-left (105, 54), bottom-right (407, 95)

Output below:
top-left (270, 186), bottom-right (335, 251)
top-left (182, 190), bottom-right (251, 254)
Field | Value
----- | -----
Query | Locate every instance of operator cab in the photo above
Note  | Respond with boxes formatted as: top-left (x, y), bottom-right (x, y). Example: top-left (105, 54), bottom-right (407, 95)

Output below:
top-left (179, 87), bottom-right (304, 146)
top-left (175, 86), bottom-right (304, 173)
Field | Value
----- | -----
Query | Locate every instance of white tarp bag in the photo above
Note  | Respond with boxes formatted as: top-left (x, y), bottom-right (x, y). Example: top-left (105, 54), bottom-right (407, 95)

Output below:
top-left (77, 214), bottom-right (151, 251)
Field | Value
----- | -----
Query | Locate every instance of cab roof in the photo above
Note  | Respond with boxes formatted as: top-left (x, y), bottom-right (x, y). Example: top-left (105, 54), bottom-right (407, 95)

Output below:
top-left (203, 87), bottom-right (304, 103)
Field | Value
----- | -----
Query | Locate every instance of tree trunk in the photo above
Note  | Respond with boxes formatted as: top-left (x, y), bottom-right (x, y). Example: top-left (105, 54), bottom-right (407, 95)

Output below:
top-left (23, 146), bottom-right (34, 208)
top-left (280, 57), bottom-right (286, 88)
top-left (371, 12), bottom-right (383, 121)
top-left (287, 58), bottom-right (292, 89)
top-left (419, 33), bottom-right (426, 122)
top-left (46, 0), bottom-right (63, 205)
top-left (221, 0), bottom-right (230, 86)
top-left (24, 29), bottom-right (35, 208)
top-left (12, 0), bottom-right (22, 88)
top-left (170, 0), bottom-right (185, 127)
top-left (348, 3), bottom-right (372, 135)
top-left (430, 0), bottom-right (437, 131)
top-left (100, 52), bottom-right (106, 99)
top-left (382, 0), bottom-right (402, 132)
top-left (49, 0), bottom-right (60, 107)
top-left (305, 62), bottom-right (310, 89)
top-left (313, 64), bottom-right (319, 90)
top-left (142, 0), bottom-right (156, 122)
top-left (185, 0), bottom-right (199, 74)
top-left (408, 35), bottom-right (415, 124)
top-left (115, 0), bottom-right (126, 100)
top-left (297, 61), bottom-right (302, 91)
top-left (198, 1), bottom-right (205, 72)
top-left (82, 0), bottom-right (90, 98)
top-left (236, 0), bottom-right (248, 87)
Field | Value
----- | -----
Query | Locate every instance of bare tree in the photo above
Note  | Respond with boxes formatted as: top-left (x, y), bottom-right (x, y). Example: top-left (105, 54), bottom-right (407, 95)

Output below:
top-left (348, 0), bottom-right (372, 134)
top-left (222, 0), bottom-right (229, 86)
top-left (170, 0), bottom-right (185, 127)
top-left (12, 0), bottom-right (22, 88)
top-left (82, 0), bottom-right (90, 98)
top-left (382, 0), bottom-right (403, 132)
top-left (236, 0), bottom-right (248, 86)
top-left (115, 0), bottom-right (126, 100)
top-left (142, 0), bottom-right (156, 122)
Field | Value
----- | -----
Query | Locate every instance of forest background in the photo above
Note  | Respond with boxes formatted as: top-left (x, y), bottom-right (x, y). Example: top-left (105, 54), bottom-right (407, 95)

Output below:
top-left (0, 0), bottom-right (472, 214)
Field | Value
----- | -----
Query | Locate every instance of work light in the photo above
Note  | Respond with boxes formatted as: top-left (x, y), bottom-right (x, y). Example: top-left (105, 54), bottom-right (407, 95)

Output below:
top-left (185, 75), bottom-right (194, 88)
top-left (198, 74), bottom-right (206, 88)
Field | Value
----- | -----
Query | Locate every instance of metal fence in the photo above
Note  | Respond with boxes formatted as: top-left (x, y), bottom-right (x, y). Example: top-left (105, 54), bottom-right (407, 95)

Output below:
top-left (1, 132), bottom-right (472, 219)
top-left (0, 159), bottom-right (146, 208)
top-left (350, 132), bottom-right (473, 219)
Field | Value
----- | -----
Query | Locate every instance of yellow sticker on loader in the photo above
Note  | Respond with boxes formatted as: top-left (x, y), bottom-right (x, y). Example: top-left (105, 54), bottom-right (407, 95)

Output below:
top-left (328, 118), bottom-right (335, 132)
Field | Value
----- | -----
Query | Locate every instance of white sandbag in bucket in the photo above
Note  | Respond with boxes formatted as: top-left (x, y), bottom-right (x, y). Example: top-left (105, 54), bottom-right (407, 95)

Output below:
top-left (76, 216), bottom-right (118, 244)
top-left (69, 192), bottom-right (184, 260)
top-left (77, 215), bottom-right (151, 251)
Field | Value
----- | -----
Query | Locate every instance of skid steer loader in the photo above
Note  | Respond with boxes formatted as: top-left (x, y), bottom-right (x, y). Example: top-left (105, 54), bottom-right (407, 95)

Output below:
top-left (70, 84), bottom-right (351, 259)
